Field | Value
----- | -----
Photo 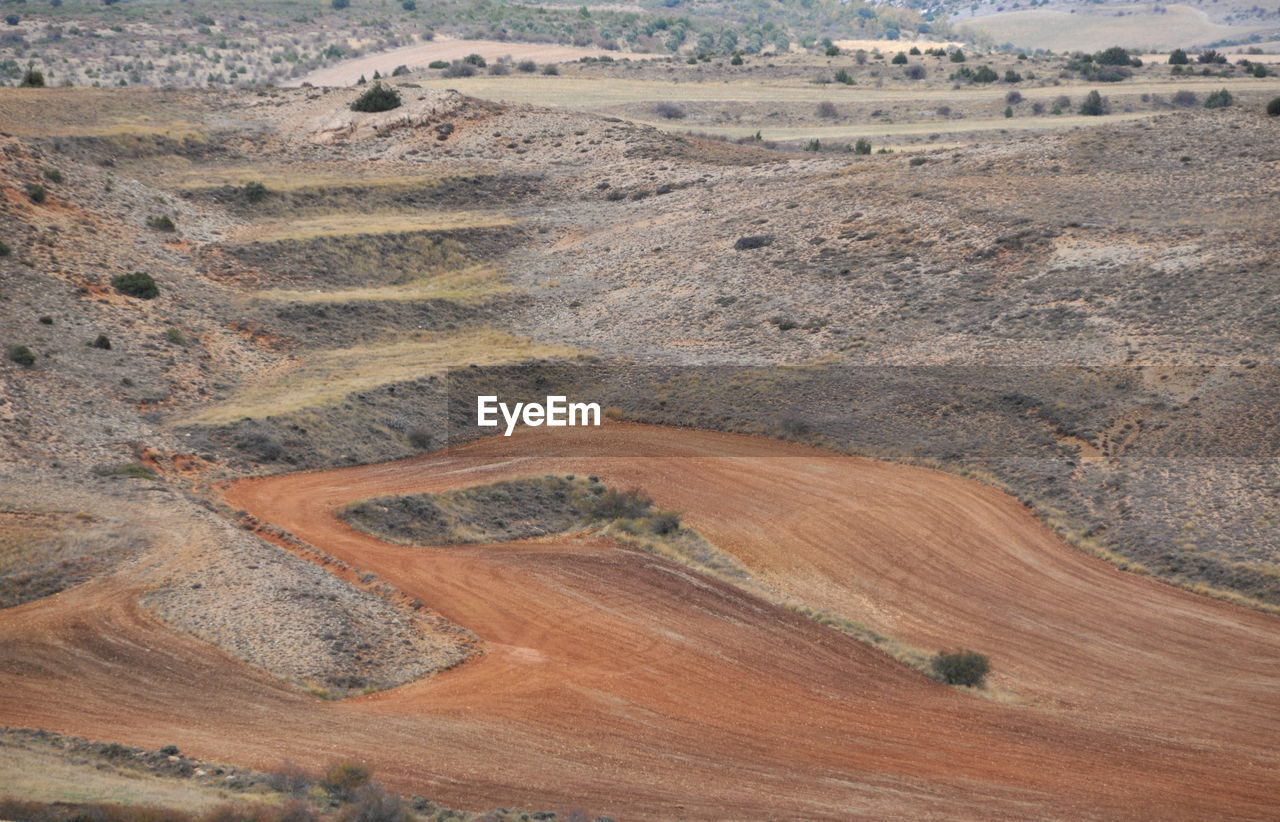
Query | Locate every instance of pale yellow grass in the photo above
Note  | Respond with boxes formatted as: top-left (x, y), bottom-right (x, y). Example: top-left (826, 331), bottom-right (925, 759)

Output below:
top-left (193, 329), bottom-right (583, 424)
top-left (420, 73), bottom-right (1280, 109)
top-left (964, 4), bottom-right (1271, 52)
top-left (158, 165), bottom-right (452, 193)
top-left (232, 210), bottom-right (516, 243)
top-left (0, 744), bottom-right (269, 809)
top-left (255, 265), bottom-right (508, 303)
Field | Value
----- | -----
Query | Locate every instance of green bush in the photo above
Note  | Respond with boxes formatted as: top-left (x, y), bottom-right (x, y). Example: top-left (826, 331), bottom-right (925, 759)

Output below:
top-left (1268, 96), bottom-right (1280, 117)
top-left (949, 49), bottom-right (965, 63)
top-left (1079, 89), bottom-right (1108, 115)
top-left (1168, 48), bottom-right (1188, 65)
top-left (322, 762), bottom-right (372, 800)
top-left (854, 137), bottom-right (871, 154)
top-left (462, 53), bottom-right (486, 67)
top-left (516, 59), bottom-right (537, 73)
top-left (42, 167), bottom-right (63, 183)
top-left (146, 215), bottom-right (176, 232)
top-left (243, 180), bottom-right (268, 203)
top-left (20, 66), bottom-right (44, 87)
top-left (92, 334), bottom-right (112, 350)
top-left (1204, 88), bottom-right (1233, 108)
top-left (891, 51), bottom-right (907, 65)
top-left (26, 183), bottom-right (45, 203)
top-left (350, 82), bottom-right (402, 112)
top-left (0, 239), bottom-right (10, 256)
top-left (427, 59), bottom-right (448, 69)
top-left (1095, 45), bottom-right (1131, 66)
top-left (111, 271), bottom-right (159, 300)
top-left (8, 344), bottom-right (35, 367)
top-left (931, 650), bottom-right (990, 686)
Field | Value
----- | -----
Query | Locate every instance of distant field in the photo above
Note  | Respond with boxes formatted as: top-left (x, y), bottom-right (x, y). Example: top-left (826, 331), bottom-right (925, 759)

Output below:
top-left (255, 264), bottom-right (507, 304)
top-left (416, 73), bottom-right (1280, 108)
top-left (291, 34), bottom-right (664, 88)
top-left (649, 111), bottom-right (1160, 142)
top-left (966, 4), bottom-right (1273, 51)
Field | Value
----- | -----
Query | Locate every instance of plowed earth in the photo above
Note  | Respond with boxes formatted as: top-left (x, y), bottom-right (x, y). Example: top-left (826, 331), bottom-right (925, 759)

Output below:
top-left (1, 424), bottom-right (1276, 820)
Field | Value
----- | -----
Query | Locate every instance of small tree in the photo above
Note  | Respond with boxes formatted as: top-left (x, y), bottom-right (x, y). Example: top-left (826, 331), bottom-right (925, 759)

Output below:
top-left (20, 63), bottom-right (44, 87)
top-left (26, 183), bottom-right (45, 203)
top-left (854, 137), bottom-right (871, 155)
top-left (1079, 89), bottom-right (1107, 115)
top-left (1203, 87), bottom-right (1233, 108)
top-left (891, 51), bottom-right (907, 65)
top-left (350, 82), bottom-right (402, 112)
top-left (1095, 45), bottom-right (1131, 66)
top-left (1168, 48), bottom-right (1189, 65)
top-left (949, 49), bottom-right (966, 63)
top-left (931, 650), bottom-right (990, 686)
top-left (1268, 96), bottom-right (1280, 117)
top-left (112, 271), bottom-right (159, 299)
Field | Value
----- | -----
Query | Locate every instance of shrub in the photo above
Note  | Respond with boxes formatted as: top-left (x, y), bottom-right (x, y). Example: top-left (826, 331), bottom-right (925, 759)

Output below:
top-left (26, 183), bottom-right (45, 203)
top-left (146, 215), bottom-right (176, 232)
top-left (1252, 63), bottom-right (1269, 78)
top-left (350, 82), bottom-right (402, 112)
top-left (1004, 69), bottom-right (1022, 83)
top-left (1171, 89), bottom-right (1198, 107)
top-left (971, 65), bottom-right (997, 83)
top-left (1006, 90), bottom-right (1023, 104)
top-left (1168, 48), bottom-right (1188, 65)
top-left (1268, 96), bottom-right (1280, 117)
top-left (730, 52), bottom-right (743, 66)
top-left (854, 137), bottom-right (871, 154)
top-left (20, 66), bottom-right (44, 87)
top-left (1078, 89), bottom-right (1108, 115)
top-left (322, 763), bottom-right (372, 800)
top-left (441, 60), bottom-right (475, 78)
top-left (516, 59), bottom-right (537, 73)
top-left (904, 64), bottom-right (925, 80)
top-left (407, 427), bottom-right (432, 449)
top-left (111, 271), bottom-right (159, 299)
top-left (949, 49), bottom-right (965, 63)
top-left (339, 784), bottom-right (406, 822)
top-left (931, 650), bottom-right (990, 686)
top-left (824, 44), bottom-right (840, 56)
top-left (541, 63), bottom-right (559, 75)
top-left (91, 334), bottom-right (111, 350)
top-left (816, 101), bottom-right (838, 119)
top-left (803, 138), bottom-right (821, 152)
top-left (488, 62), bottom-right (510, 75)
top-left (391, 64), bottom-right (410, 77)
top-left (267, 760), bottom-right (314, 797)
top-left (462, 53), bottom-right (486, 67)
top-left (8, 344), bottom-right (35, 367)
top-left (654, 101), bottom-right (686, 119)
top-left (909, 46), bottom-right (921, 55)
top-left (588, 487), bottom-right (652, 519)
top-left (243, 181), bottom-right (268, 203)
top-left (1095, 45), bottom-right (1131, 66)
top-left (331, 0), bottom-right (349, 9)
top-left (733, 234), bottom-right (773, 250)
top-left (1204, 88), bottom-right (1233, 108)
top-left (165, 327), bottom-right (188, 346)
top-left (42, 167), bottom-right (63, 183)
top-left (891, 51), bottom-right (907, 65)
top-left (1197, 49), bottom-right (1226, 65)
top-left (1004, 105), bottom-right (1013, 118)
top-left (649, 510), bottom-right (680, 535)
top-left (427, 59), bottom-right (448, 69)
top-left (0, 239), bottom-right (9, 256)
top-left (833, 68), bottom-right (853, 84)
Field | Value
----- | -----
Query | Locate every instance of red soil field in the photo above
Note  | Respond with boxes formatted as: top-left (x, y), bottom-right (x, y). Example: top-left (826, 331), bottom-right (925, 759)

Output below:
top-left (1, 423), bottom-right (1277, 820)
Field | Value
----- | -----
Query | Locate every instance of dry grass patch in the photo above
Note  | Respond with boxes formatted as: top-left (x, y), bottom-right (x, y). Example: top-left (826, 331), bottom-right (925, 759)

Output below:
top-left (193, 329), bottom-right (583, 424)
top-left (232, 210), bottom-right (516, 243)
top-left (254, 264), bottom-right (509, 304)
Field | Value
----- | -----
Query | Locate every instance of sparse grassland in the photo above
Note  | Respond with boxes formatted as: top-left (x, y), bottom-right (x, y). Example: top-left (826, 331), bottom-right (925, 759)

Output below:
top-left (192, 329), bottom-right (583, 424)
top-left (254, 264), bottom-right (509, 304)
top-left (230, 210), bottom-right (516, 243)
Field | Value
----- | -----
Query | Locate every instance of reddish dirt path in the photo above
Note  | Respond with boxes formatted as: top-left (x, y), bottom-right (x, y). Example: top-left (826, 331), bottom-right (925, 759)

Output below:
top-left (2, 424), bottom-right (1278, 819)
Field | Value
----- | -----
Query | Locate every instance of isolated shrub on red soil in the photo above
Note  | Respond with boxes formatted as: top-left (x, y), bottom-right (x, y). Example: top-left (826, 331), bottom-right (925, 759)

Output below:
top-left (931, 649), bottom-right (991, 686)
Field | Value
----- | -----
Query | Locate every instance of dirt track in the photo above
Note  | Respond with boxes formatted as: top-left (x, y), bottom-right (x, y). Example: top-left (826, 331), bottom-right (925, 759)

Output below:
top-left (1, 424), bottom-right (1277, 819)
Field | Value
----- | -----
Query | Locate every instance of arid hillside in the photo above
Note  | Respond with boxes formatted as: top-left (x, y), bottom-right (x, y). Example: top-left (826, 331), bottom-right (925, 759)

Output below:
top-left (1, 79), bottom-right (1278, 818)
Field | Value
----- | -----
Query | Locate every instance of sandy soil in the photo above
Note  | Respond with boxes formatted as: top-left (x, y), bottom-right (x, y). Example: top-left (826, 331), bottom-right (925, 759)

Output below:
top-left (290, 35), bottom-right (664, 88)
top-left (1, 424), bottom-right (1276, 819)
